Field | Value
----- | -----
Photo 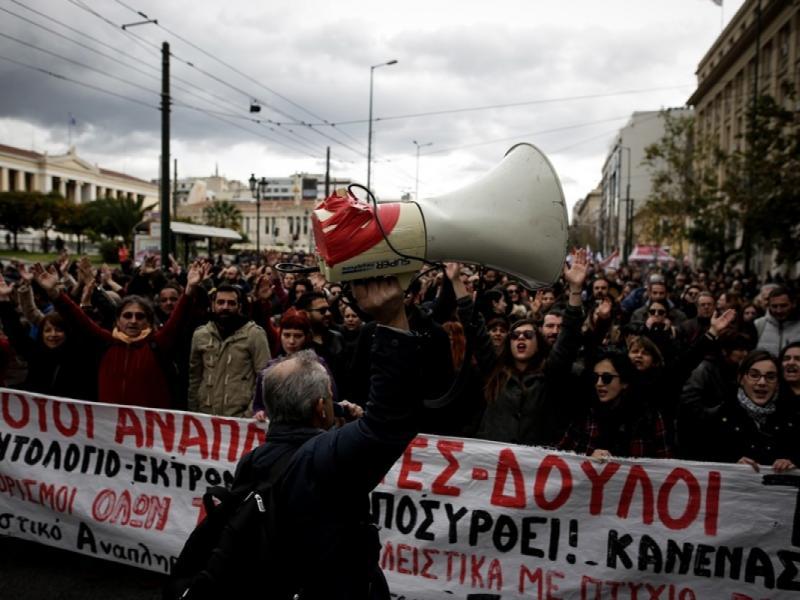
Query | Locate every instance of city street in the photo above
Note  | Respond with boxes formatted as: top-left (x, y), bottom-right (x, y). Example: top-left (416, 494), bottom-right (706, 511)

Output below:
top-left (0, 536), bottom-right (164, 600)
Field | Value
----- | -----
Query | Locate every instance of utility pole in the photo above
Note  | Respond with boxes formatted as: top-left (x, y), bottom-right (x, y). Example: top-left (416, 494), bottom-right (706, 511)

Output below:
top-left (172, 158), bottom-right (178, 219)
top-left (160, 42), bottom-right (171, 268)
top-left (324, 146), bottom-right (330, 198)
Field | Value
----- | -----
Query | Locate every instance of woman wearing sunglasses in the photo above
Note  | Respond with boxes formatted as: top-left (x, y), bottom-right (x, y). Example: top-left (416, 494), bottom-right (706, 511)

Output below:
top-left (558, 350), bottom-right (672, 459)
top-left (33, 262), bottom-right (203, 409)
top-left (643, 300), bottom-right (677, 341)
top-left (475, 249), bottom-right (588, 446)
top-left (697, 350), bottom-right (798, 472)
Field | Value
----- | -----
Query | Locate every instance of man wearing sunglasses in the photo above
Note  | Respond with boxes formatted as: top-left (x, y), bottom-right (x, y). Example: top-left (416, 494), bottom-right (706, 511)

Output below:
top-left (629, 278), bottom-right (687, 328)
top-left (188, 284), bottom-right (270, 418)
top-left (296, 291), bottom-right (345, 388)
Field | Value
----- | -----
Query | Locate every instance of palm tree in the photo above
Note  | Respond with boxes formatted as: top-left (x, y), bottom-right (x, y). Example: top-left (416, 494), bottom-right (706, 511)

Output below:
top-left (203, 201), bottom-right (242, 231)
top-left (89, 196), bottom-right (154, 250)
top-left (203, 201), bottom-right (242, 252)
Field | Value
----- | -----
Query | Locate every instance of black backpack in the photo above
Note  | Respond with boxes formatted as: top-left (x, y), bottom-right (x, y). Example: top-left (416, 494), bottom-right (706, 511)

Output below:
top-left (164, 447), bottom-right (298, 600)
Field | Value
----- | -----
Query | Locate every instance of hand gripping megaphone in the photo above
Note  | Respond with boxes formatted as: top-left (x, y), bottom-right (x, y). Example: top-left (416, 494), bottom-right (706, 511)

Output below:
top-left (311, 143), bottom-right (569, 288)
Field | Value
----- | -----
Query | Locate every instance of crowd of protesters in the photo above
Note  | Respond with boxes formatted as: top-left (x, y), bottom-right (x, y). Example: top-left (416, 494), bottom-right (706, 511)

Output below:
top-left (0, 247), bottom-right (798, 472)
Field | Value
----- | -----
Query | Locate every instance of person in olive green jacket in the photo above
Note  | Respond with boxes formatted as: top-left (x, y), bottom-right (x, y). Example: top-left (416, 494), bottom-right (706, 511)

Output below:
top-left (188, 284), bottom-right (270, 417)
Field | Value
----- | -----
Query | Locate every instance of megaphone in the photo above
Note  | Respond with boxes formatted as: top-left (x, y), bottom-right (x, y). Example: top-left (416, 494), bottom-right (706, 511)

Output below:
top-left (311, 143), bottom-right (568, 288)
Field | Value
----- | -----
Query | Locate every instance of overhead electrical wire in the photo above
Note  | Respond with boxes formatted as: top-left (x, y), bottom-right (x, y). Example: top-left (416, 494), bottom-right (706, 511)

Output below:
top-left (0, 52), bottom-right (321, 158)
top-left (256, 85), bottom-right (695, 127)
top-left (2, 3), bottom-right (330, 156)
top-left (109, 0), bottom-right (366, 150)
top-left (0, 54), bottom-right (158, 110)
top-left (57, 0), bottom-right (337, 156)
top-left (5, 0), bottom-right (694, 188)
top-left (420, 115), bottom-right (635, 156)
top-left (0, 30), bottom-right (162, 97)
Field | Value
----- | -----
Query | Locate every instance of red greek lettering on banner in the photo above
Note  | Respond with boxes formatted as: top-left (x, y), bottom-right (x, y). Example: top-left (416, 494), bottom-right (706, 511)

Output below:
top-left (397, 436), bottom-right (428, 491)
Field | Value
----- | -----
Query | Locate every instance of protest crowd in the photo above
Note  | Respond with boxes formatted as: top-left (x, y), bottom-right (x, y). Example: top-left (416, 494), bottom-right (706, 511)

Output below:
top-left (0, 249), bottom-right (797, 471)
top-left (2, 247), bottom-right (800, 598)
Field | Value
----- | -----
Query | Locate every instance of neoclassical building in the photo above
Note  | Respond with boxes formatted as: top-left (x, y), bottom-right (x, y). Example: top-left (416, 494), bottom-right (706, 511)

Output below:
top-left (0, 143), bottom-right (158, 205)
top-left (688, 0), bottom-right (799, 158)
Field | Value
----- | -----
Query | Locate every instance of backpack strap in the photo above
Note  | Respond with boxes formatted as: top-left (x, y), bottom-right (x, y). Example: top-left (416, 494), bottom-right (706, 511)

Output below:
top-left (199, 446), bottom-right (300, 590)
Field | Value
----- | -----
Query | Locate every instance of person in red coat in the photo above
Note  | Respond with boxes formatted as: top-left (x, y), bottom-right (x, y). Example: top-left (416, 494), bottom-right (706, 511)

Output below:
top-left (33, 262), bottom-right (203, 409)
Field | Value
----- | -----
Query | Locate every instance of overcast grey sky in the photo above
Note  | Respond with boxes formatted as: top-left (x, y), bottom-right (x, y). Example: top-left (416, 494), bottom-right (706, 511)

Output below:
top-left (0, 0), bottom-right (745, 214)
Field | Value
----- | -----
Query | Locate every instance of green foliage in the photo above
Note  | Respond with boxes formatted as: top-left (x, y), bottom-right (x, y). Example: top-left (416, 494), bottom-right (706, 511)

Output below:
top-left (203, 201), bottom-right (242, 251)
top-left (97, 239), bottom-right (120, 264)
top-left (720, 94), bottom-right (800, 269)
top-left (203, 201), bottom-right (242, 230)
top-left (86, 196), bottom-right (154, 249)
top-left (643, 98), bottom-right (800, 271)
top-left (642, 111), bottom-right (724, 265)
top-left (0, 191), bottom-right (67, 251)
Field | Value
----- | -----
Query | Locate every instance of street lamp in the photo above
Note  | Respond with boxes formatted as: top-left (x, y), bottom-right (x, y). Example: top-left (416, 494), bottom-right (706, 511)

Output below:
top-left (617, 146), bottom-right (632, 264)
top-left (367, 59), bottom-right (398, 191)
top-left (249, 174), bottom-right (268, 256)
top-left (412, 140), bottom-right (433, 200)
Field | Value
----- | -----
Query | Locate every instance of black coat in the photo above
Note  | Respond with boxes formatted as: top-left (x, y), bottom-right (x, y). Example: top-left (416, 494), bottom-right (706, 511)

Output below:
top-left (678, 356), bottom-right (739, 460)
top-left (0, 302), bottom-right (97, 401)
top-left (476, 304), bottom-right (583, 446)
top-left (698, 394), bottom-right (800, 466)
top-left (248, 326), bottom-right (424, 600)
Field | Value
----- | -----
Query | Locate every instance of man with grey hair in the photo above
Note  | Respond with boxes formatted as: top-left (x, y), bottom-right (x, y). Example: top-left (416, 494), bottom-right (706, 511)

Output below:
top-left (246, 277), bottom-right (422, 599)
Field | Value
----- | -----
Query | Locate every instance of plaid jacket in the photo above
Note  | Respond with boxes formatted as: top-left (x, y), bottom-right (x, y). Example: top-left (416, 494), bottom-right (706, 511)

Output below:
top-left (558, 404), bottom-right (673, 459)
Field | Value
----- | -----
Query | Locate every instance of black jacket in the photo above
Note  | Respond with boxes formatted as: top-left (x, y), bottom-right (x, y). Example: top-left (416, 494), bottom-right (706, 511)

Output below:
top-left (0, 302), bottom-right (97, 401)
top-left (248, 326), bottom-right (424, 600)
top-left (699, 394), bottom-right (800, 466)
top-left (476, 304), bottom-right (583, 446)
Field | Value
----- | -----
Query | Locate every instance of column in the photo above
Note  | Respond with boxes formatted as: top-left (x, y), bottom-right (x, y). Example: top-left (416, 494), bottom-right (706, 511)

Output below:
top-left (41, 172), bottom-right (52, 193)
top-left (14, 170), bottom-right (25, 191)
top-left (0, 167), bottom-right (8, 192)
top-left (58, 178), bottom-right (67, 197)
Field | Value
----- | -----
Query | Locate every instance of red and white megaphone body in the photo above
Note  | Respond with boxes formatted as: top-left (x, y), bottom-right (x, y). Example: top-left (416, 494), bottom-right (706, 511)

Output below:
top-left (311, 143), bottom-right (569, 288)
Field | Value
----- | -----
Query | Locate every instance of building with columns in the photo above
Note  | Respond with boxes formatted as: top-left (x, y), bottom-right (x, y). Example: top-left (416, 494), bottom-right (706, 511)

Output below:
top-left (0, 143), bottom-right (158, 206)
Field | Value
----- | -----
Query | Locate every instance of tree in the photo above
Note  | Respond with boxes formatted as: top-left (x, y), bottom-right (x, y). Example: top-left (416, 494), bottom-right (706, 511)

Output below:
top-left (203, 201), bottom-right (242, 230)
top-left (720, 93), bottom-right (800, 271)
top-left (203, 201), bottom-right (242, 251)
top-left (642, 111), bottom-right (732, 270)
top-left (0, 191), bottom-right (66, 251)
top-left (87, 195), bottom-right (154, 250)
top-left (31, 192), bottom-right (69, 253)
top-left (54, 202), bottom-right (93, 254)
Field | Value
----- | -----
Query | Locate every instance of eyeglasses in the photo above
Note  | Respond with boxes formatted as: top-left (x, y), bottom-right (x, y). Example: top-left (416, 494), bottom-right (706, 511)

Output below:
top-left (592, 372), bottom-right (620, 385)
top-left (746, 369), bottom-right (778, 383)
top-left (649, 309), bottom-right (667, 316)
top-left (507, 288), bottom-right (519, 294)
top-left (510, 329), bottom-right (535, 341)
top-left (121, 311), bottom-right (147, 321)
top-left (309, 307), bottom-right (331, 314)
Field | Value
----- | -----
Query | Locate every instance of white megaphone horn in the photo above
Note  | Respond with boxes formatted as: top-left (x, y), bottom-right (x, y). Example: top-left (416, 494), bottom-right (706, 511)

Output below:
top-left (311, 143), bottom-right (569, 288)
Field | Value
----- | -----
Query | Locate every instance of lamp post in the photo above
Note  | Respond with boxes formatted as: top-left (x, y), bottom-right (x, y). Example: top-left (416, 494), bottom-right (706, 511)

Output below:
top-left (413, 140), bottom-right (433, 200)
top-left (367, 59), bottom-right (398, 191)
top-left (249, 174), bottom-right (268, 257)
top-left (617, 146), bottom-right (632, 264)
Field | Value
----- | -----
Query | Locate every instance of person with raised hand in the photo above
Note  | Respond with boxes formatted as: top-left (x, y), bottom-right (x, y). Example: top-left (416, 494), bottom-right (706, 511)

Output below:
top-left (33, 261), bottom-right (203, 409)
top-left (476, 248), bottom-right (587, 446)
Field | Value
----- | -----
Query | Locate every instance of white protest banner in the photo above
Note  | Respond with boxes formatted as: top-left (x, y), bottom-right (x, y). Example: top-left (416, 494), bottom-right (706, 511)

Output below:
top-left (2, 389), bottom-right (800, 599)
top-left (0, 389), bottom-right (265, 573)
top-left (373, 435), bottom-right (800, 599)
